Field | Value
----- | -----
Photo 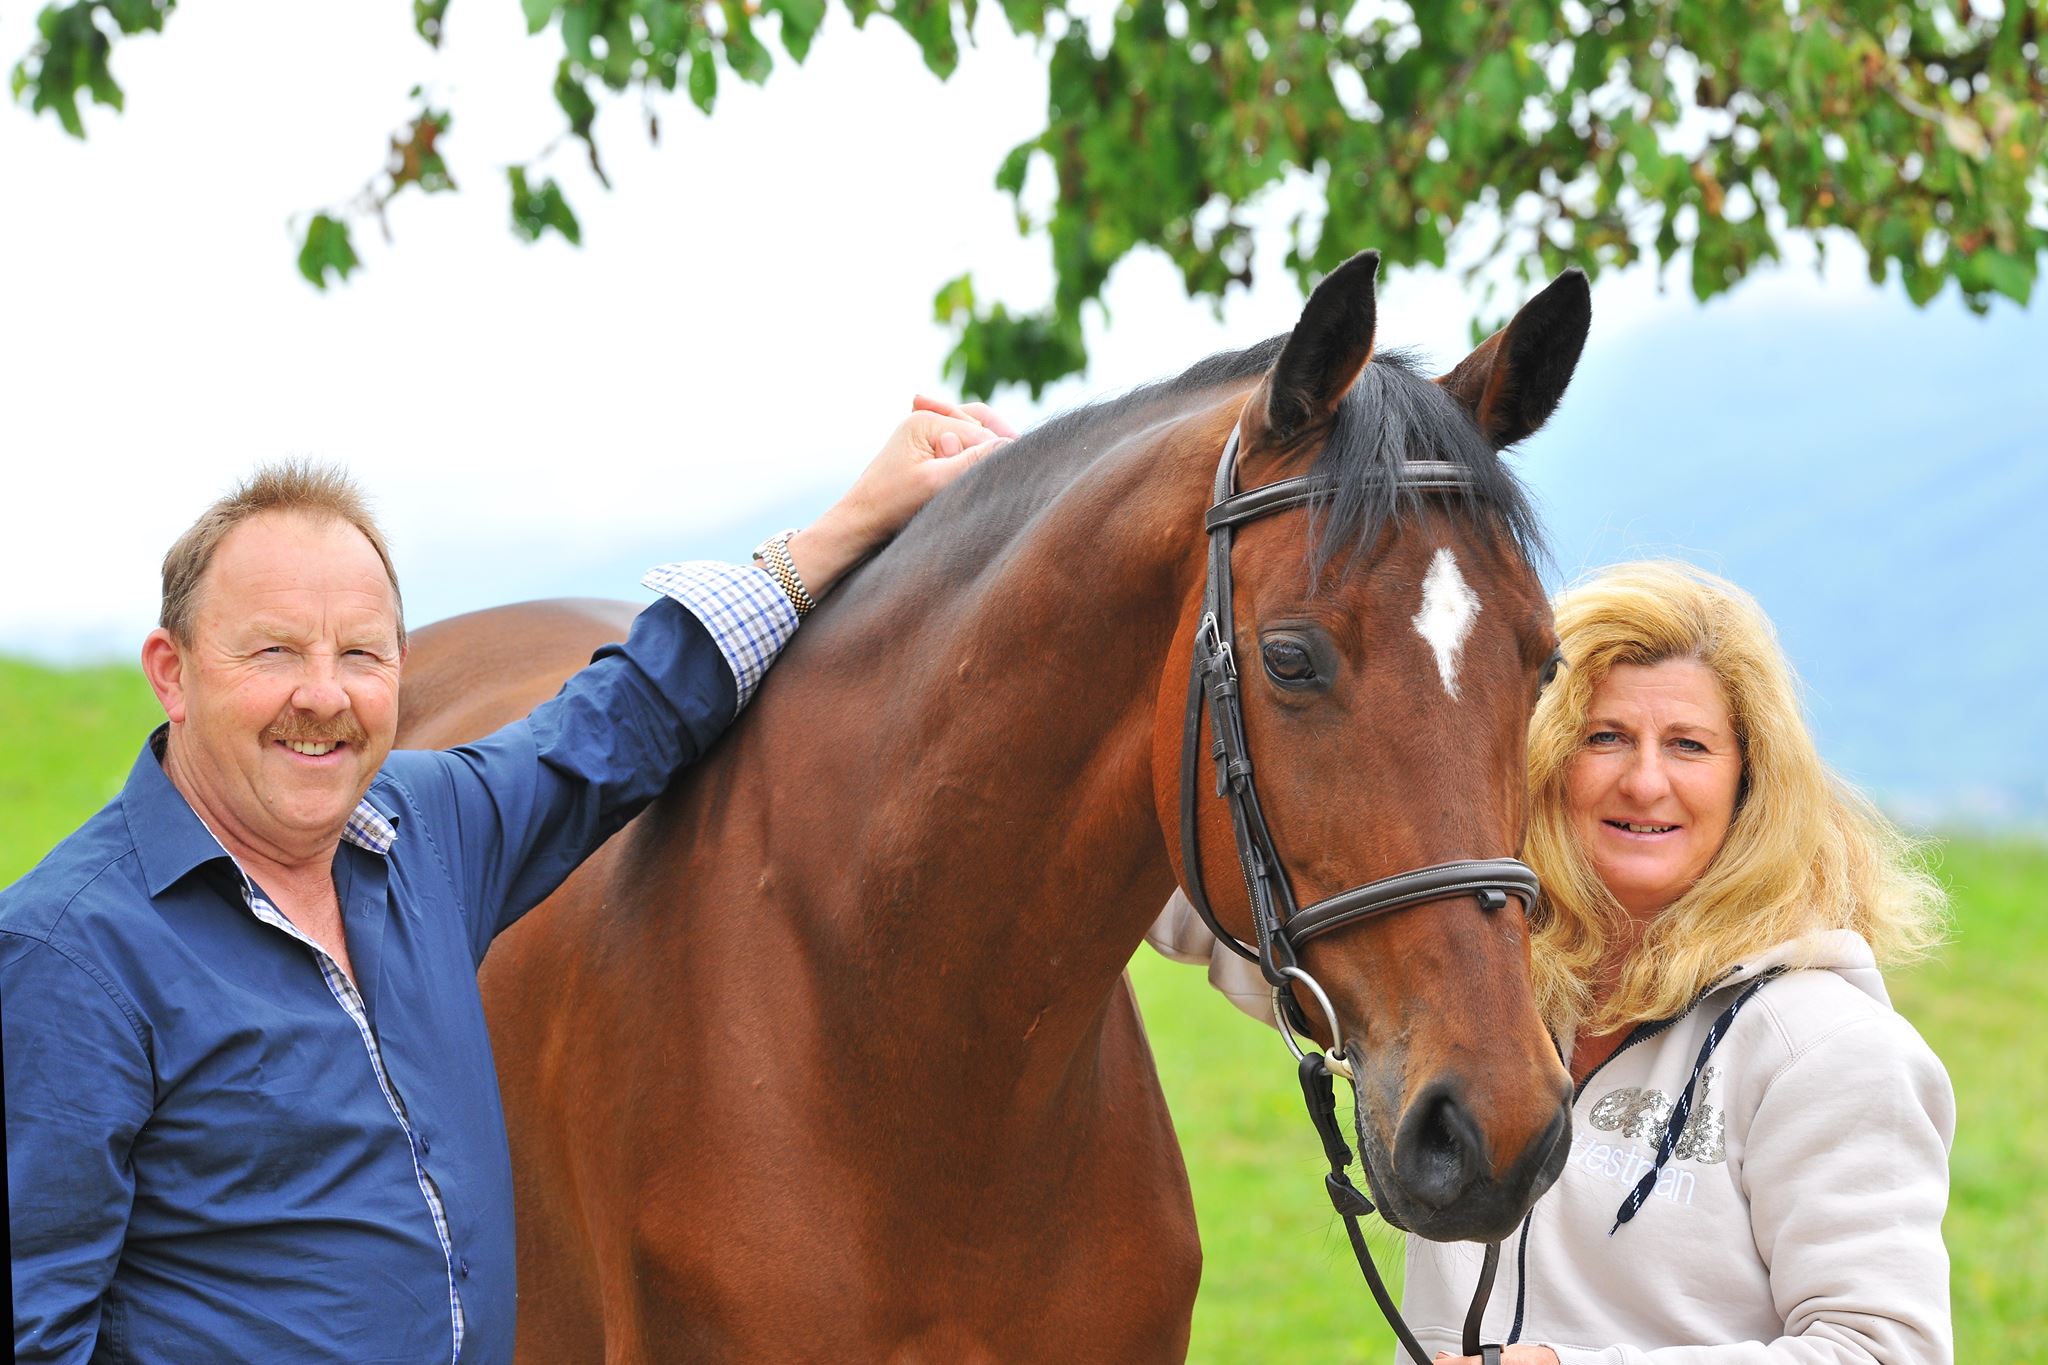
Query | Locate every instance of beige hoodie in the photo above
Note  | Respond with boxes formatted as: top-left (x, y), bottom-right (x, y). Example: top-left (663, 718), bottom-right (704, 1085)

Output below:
top-left (1147, 905), bottom-right (1957, 1364)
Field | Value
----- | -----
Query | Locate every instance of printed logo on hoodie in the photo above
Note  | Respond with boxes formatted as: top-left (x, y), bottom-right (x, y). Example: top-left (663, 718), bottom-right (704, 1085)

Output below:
top-left (1588, 1066), bottom-right (1729, 1164)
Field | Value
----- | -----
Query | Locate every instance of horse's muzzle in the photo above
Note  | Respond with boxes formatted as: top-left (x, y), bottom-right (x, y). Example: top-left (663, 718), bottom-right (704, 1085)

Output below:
top-left (1366, 1076), bottom-right (1572, 1243)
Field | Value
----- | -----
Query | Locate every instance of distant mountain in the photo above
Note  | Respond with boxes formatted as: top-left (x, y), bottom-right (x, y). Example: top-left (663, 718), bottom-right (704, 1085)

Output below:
top-left (1520, 288), bottom-right (2047, 829)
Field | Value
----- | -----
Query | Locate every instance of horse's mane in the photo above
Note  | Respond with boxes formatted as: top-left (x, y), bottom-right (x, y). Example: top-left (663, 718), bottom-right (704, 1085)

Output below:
top-left (840, 337), bottom-right (1544, 609)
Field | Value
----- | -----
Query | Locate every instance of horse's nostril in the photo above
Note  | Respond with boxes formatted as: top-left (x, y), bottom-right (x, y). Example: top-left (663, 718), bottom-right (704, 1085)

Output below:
top-left (1393, 1086), bottom-right (1486, 1212)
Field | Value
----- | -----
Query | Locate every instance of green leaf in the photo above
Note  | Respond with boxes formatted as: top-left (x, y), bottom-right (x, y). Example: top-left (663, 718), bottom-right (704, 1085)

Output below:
top-left (1901, 258), bottom-right (1944, 306)
top-left (1975, 249), bottom-right (2035, 305)
top-left (932, 271), bottom-right (976, 322)
top-left (106, 0), bottom-right (171, 35)
top-left (721, 2), bottom-right (774, 85)
top-left (553, 62), bottom-right (596, 138)
top-left (508, 166), bottom-right (582, 246)
top-left (897, 0), bottom-right (959, 79)
top-left (1472, 50), bottom-right (1520, 113)
top-left (413, 0), bottom-right (450, 47)
top-left (297, 214), bottom-right (360, 290)
top-left (687, 41), bottom-right (717, 113)
top-left (999, 0), bottom-right (1046, 36)
top-left (561, 5), bottom-right (593, 61)
top-left (943, 303), bottom-right (1086, 400)
top-left (18, 2), bottom-right (124, 139)
top-left (764, 0), bottom-right (826, 63)
top-left (994, 140), bottom-right (1034, 199)
top-left (522, 0), bottom-right (558, 35)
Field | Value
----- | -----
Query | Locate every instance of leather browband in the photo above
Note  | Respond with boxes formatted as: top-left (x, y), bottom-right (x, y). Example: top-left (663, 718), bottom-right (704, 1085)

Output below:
top-left (1282, 858), bottom-right (1540, 945)
top-left (1203, 462), bottom-right (1479, 533)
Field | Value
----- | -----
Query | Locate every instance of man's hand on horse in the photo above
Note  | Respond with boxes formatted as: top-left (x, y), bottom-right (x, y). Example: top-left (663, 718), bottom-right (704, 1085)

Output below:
top-left (910, 392), bottom-right (1021, 440)
top-left (790, 397), bottom-right (1014, 600)
top-left (1436, 1348), bottom-right (1560, 1364)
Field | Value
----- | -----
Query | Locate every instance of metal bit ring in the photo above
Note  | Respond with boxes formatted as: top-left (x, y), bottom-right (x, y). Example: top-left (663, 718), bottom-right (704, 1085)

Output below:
top-left (1272, 966), bottom-right (1353, 1080)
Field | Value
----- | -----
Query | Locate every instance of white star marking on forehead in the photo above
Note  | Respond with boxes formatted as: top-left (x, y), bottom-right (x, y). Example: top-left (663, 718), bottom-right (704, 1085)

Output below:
top-left (1412, 548), bottom-right (1481, 701)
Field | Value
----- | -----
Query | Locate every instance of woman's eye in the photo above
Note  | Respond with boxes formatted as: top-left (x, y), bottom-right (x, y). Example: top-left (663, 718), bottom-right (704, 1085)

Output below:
top-left (1673, 737), bottom-right (1708, 754)
top-left (1261, 640), bottom-right (1316, 683)
top-left (1586, 730), bottom-right (1622, 746)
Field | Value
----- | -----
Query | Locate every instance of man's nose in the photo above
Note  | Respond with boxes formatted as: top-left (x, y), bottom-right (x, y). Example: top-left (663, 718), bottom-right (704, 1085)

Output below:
top-left (289, 656), bottom-right (350, 717)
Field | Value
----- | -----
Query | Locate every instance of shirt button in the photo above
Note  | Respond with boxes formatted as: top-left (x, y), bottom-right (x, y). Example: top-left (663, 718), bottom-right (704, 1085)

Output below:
top-left (459, 1258), bottom-right (471, 1278)
top-left (421, 1137), bottom-right (431, 1155)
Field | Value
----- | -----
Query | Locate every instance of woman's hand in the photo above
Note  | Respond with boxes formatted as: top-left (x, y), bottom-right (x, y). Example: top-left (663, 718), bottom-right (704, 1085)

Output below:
top-left (788, 395), bottom-right (1015, 600)
top-left (1434, 1348), bottom-right (1561, 1365)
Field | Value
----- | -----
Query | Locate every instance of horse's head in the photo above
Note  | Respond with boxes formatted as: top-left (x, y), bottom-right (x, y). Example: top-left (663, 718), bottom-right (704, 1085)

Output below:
top-left (1163, 252), bottom-right (1587, 1242)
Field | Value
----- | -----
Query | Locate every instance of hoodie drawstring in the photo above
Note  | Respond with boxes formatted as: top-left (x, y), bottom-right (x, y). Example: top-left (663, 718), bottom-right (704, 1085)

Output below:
top-left (1610, 965), bottom-right (1788, 1234)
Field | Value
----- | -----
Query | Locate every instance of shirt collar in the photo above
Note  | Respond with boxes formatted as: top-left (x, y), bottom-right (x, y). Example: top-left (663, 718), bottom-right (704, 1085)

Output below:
top-left (123, 726), bottom-right (400, 897)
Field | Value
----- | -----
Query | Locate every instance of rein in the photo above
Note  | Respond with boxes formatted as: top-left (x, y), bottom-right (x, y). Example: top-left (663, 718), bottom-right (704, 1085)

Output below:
top-left (1177, 421), bottom-right (1531, 1365)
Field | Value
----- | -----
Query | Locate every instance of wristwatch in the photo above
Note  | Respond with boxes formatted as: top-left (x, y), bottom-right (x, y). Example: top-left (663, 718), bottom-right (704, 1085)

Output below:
top-left (751, 528), bottom-right (817, 617)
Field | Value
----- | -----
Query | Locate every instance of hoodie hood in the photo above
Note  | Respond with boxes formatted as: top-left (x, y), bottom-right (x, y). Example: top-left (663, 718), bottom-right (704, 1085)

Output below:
top-left (1720, 928), bottom-right (1890, 1009)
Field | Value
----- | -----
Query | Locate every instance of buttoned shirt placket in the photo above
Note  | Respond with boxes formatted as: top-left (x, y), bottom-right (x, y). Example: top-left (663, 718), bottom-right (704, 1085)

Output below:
top-left (211, 803), bottom-right (467, 1364)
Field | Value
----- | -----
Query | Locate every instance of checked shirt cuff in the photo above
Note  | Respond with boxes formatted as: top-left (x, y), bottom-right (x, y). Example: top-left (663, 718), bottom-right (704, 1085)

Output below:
top-left (642, 560), bottom-right (799, 712)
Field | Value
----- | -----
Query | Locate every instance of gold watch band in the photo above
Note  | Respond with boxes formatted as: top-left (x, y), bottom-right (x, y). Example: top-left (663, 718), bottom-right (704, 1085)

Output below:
top-left (752, 529), bottom-right (816, 617)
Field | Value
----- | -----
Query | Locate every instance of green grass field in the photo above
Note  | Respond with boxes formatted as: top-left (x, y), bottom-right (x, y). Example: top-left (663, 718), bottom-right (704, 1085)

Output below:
top-left (4, 655), bottom-right (2042, 1360)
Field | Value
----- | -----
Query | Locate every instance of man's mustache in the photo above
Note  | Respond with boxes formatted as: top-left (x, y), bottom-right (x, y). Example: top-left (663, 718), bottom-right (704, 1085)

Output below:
top-left (263, 712), bottom-right (371, 746)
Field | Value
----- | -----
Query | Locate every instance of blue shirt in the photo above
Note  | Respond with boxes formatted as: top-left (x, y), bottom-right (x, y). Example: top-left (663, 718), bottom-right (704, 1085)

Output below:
top-left (2, 564), bottom-right (796, 1363)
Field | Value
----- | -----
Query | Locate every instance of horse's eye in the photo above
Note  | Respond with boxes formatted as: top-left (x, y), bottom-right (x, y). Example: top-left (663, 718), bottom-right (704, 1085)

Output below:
top-left (1539, 651), bottom-right (1565, 690)
top-left (1262, 640), bottom-right (1316, 683)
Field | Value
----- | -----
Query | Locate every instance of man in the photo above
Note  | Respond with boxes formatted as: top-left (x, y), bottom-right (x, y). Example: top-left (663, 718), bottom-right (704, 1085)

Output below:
top-left (2, 402), bottom-right (1009, 1363)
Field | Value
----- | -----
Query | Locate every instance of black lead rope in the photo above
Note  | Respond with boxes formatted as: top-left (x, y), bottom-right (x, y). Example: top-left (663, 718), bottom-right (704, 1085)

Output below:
top-left (1298, 1055), bottom-right (1502, 1365)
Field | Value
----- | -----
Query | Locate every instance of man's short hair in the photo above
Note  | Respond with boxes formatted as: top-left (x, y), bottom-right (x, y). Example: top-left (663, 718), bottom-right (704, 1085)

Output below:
top-left (161, 459), bottom-right (406, 647)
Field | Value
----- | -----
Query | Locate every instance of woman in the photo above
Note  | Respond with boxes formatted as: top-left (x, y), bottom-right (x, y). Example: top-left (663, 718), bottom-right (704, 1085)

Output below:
top-left (1153, 560), bottom-right (1954, 1363)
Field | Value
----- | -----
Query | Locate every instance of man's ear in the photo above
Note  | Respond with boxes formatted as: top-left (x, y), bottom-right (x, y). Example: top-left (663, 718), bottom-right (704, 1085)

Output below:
top-left (142, 628), bottom-right (188, 724)
top-left (1436, 268), bottom-right (1592, 449)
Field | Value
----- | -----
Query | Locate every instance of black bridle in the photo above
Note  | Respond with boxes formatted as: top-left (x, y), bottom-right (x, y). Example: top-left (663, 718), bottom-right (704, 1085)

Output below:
top-left (1176, 420), bottom-right (1534, 1365)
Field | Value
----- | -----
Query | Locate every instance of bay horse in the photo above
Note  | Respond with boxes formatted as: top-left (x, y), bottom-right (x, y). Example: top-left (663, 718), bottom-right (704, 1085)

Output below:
top-left (397, 252), bottom-right (1590, 1361)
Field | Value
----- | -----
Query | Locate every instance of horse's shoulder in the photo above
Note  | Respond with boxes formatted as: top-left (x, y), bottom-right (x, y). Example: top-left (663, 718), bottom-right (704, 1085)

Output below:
top-left (399, 598), bottom-right (641, 748)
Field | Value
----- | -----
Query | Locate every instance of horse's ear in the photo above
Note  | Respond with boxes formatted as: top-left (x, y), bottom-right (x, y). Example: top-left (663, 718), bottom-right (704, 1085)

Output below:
top-left (1264, 249), bottom-right (1381, 442)
top-left (1437, 269), bottom-right (1592, 449)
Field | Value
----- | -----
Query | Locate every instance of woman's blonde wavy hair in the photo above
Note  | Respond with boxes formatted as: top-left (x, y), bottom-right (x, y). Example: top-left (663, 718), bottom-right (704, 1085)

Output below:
top-left (1524, 561), bottom-right (1945, 1036)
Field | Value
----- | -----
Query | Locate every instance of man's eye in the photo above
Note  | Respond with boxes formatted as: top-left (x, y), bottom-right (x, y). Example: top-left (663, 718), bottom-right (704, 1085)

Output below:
top-left (1261, 640), bottom-right (1316, 683)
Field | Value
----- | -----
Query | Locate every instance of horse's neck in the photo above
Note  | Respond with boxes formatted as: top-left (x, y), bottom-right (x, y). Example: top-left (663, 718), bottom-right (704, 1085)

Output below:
top-left (742, 397), bottom-right (1237, 1071)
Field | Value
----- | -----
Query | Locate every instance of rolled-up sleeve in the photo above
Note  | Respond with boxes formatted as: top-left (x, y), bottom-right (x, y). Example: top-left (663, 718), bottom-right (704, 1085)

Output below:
top-left (641, 559), bottom-right (797, 711)
top-left (386, 561), bottom-right (797, 957)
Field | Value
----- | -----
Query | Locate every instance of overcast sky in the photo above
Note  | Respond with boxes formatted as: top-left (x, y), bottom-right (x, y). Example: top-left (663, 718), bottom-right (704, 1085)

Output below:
top-left (1, 0), bottom-right (2034, 675)
top-left (0, 0), bottom-right (1678, 651)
